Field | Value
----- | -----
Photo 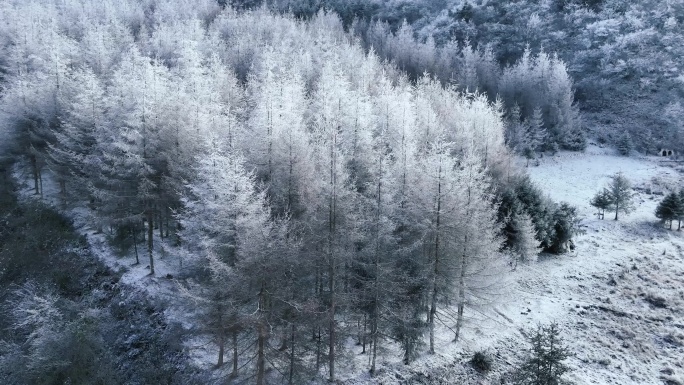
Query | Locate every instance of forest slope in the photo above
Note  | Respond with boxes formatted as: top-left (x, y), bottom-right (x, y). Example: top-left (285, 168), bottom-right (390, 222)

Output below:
top-left (262, 0), bottom-right (684, 152)
top-left (339, 146), bottom-right (684, 384)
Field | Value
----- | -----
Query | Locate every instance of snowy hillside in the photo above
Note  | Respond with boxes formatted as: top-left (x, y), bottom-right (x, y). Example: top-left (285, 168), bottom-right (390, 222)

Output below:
top-left (522, 145), bottom-right (684, 385)
top-left (1, 1), bottom-right (681, 383)
top-left (450, 145), bottom-right (683, 384)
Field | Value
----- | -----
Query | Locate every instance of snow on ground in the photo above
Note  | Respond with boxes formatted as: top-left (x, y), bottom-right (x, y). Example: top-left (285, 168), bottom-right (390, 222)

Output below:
top-left (519, 145), bottom-right (684, 385)
top-left (11, 145), bottom-right (684, 384)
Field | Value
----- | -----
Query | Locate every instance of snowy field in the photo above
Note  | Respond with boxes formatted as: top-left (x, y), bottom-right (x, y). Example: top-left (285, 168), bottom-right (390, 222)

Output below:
top-left (13, 144), bottom-right (684, 384)
top-left (519, 145), bottom-right (684, 385)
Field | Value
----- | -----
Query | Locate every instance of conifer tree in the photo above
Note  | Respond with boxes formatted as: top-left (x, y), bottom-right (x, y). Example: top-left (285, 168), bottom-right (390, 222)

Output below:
top-left (655, 192), bottom-right (682, 229)
top-left (616, 131), bottom-right (634, 156)
top-left (511, 212), bottom-right (541, 268)
top-left (678, 190), bottom-right (684, 230)
top-left (608, 172), bottom-right (634, 221)
top-left (514, 322), bottom-right (572, 385)
top-left (528, 107), bottom-right (548, 152)
top-left (589, 188), bottom-right (613, 220)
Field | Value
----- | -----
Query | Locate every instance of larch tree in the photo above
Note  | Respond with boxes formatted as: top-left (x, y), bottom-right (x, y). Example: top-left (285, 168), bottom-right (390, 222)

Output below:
top-left (608, 172), bottom-right (634, 221)
top-left (410, 139), bottom-right (461, 354)
top-left (451, 148), bottom-right (504, 342)
top-left (48, 67), bottom-right (105, 206)
top-left (180, 138), bottom-right (289, 383)
top-left (92, 48), bottom-right (172, 273)
top-left (308, 60), bottom-right (357, 382)
top-left (0, 3), bottom-right (521, 380)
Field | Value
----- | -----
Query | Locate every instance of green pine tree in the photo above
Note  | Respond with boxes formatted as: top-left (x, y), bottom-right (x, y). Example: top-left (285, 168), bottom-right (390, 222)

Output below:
top-left (678, 190), bottom-right (684, 230)
top-left (616, 132), bottom-right (634, 156)
top-left (656, 192), bottom-right (684, 229)
top-left (514, 322), bottom-right (572, 385)
top-left (589, 188), bottom-right (613, 220)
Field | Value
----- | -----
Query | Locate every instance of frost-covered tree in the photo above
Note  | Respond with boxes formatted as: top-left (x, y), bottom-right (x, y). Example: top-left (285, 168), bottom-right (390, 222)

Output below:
top-left (410, 141), bottom-right (502, 351)
top-left (451, 149), bottom-right (503, 341)
top-left (307, 60), bottom-right (358, 382)
top-left (245, 51), bottom-right (313, 217)
top-left (180, 139), bottom-right (291, 384)
top-left (0, 2), bottom-right (520, 379)
top-left (48, 67), bottom-right (105, 205)
top-left (91, 49), bottom-right (172, 274)
top-left (511, 212), bottom-right (541, 268)
top-left (527, 107), bottom-right (548, 153)
top-left (607, 172), bottom-right (634, 221)
top-left (615, 131), bottom-right (634, 156)
top-left (499, 48), bottom-right (581, 151)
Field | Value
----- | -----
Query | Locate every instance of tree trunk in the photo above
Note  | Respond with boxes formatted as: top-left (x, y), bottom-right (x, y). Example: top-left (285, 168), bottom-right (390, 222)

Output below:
top-left (328, 262), bottom-right (335, 382)
top-left (429, 162), bottom-right (442, 354)
top-left (147, 211), bottom-right (154, 275)
top-left (256, 323), bottom-right (265, 385)
top-left (132, 226), bottom-right (139, 265)
top-left (159, 207), bottom-right (164, 240)
top-left (362, 314), bottom-right (366, 354)
top-left (165, 206), bottom-right (170, 238)
top-left (231, 331), bottom-right (238, 378)
top-left (454, 239), bottom-right (468, 341)
top-left (371, 166), bottom-right (382, 375)
top-left (614, 202), bottom-right (619, 220)
top-left (328, 124), bottom-right (338, 383)
top-left (371, 315), bottom-right (378, 374)
top-left (217, 331), bottom-right (225, 367)
top-left (315, 326), bottom-right (321, 373)
top-left (455, 180), bottom-right (474, 341)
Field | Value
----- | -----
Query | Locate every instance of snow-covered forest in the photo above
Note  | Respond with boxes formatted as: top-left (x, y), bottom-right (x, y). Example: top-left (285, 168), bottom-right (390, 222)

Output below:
top-left (0, 0), bottom-right (682, 384)
top-left (258, 0), bottom-right (684, 153)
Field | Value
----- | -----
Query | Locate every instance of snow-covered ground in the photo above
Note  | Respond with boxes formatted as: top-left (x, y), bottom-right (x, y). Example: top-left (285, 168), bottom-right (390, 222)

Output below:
top-left (12, 145), bottom-right (684, 384)
top-left (520, 145), bottom-right (684, 385)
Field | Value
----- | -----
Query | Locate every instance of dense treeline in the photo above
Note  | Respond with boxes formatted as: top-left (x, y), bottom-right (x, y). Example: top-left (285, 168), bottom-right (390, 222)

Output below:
top-left (231, 0), bottom-right (585, 155)
top-left (255, 0), bottom-right (684, 152)
top-left (416, 0), bottom-right (684, 152)
top-left (0, 1), bottom-right (581, 383)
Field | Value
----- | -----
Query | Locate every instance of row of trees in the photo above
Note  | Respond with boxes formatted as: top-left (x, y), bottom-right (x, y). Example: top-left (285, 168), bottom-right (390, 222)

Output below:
top-left (233, 1), bottom-right (586, 155)
top-left (361, 0), bottom-right (684, 152)
top-left (589, 172), bottom-right (684, 231)
top-left (0, 2), bottom-right (521, 383)
top-left (264, 0), bottom-right (684, 153)
top-left (354, 21), bottom-right (585, 155)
